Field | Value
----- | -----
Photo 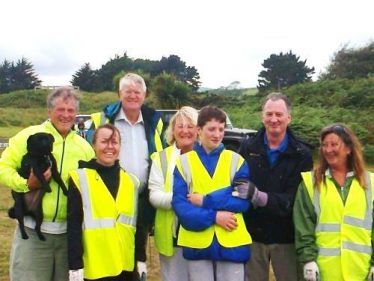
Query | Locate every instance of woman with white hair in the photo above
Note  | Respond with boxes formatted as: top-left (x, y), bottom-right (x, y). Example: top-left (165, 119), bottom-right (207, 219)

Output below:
top-left (149, 106), bottom-right (199, 281)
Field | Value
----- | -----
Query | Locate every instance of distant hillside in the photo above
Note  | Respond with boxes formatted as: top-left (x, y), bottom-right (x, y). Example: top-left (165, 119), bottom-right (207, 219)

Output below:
top-left (200, 87), bottom-right (258, 97)
top-left (0, 79), bottom-right (373, 163)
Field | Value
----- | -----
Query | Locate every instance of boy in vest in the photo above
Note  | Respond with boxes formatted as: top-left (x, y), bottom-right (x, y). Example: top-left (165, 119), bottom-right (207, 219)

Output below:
top-left (172, 106), bottom-right (252, 281)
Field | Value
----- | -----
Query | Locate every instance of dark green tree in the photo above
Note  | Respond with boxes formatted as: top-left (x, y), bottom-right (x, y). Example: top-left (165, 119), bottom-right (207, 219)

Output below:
top-left (257, 51), bottom-right (315, 92)
top-left (155, 55), bottom-right (201, 91)
top-left (72, 53), bottom-right (201, 92)
top-left (96, 53), bottom-right (134, 91)
top-left (133, 58), bottom-right (159, 76)
top-left (0, 59), bottom-right (12, 93)
top-left (0, 58), bottom-right (41, 93)
top-left (71, 63), bottom-right (98, 92)
top-left (13, 58), bottom-right (42, 90)
top-left (151, 73), bottom-right (191, 108)
top-left (320, 42), bottom-right (374, 80)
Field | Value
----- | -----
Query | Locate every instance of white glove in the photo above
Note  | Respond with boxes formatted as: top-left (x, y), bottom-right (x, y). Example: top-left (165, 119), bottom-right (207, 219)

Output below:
top-left (137, 261), bottom-right (147, 278)
top-left (69, 269), bottom-right (84, 281)
top-left (303, 261), bottom-right (319, 281)
top-left (368, 266), bottom-right (374, 281)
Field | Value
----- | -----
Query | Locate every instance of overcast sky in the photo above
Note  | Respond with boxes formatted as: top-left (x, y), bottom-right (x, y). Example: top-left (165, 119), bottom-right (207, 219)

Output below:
top-left (1, 0), bottom-right (373, 89)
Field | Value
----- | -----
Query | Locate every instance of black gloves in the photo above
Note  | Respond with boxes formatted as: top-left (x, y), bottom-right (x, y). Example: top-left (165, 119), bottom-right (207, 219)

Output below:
top-left (233, 178), bottom-right (257, 200)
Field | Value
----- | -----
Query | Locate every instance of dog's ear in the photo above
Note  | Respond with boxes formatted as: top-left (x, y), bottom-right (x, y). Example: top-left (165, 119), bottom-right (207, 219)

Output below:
top-left (26, 134), bottom-right (38, 150)
top-left (26, 133), bottom-right (54, 153)
top-left (47, 134), bottom-right (54, 144)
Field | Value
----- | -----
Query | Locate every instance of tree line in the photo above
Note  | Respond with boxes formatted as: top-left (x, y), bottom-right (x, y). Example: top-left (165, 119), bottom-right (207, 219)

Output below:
top-left (1, 41), bottom-right (374, 107)
top-left (0, 54), bottom-right (200, 95)
top-left (0, 58), bottom-right (41, 93)
top-left (71, 53), bottom-right (200, 92)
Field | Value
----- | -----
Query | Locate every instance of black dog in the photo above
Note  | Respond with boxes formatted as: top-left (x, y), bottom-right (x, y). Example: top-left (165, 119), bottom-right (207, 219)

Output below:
top-left (8, 132), bottom-right (68, 241)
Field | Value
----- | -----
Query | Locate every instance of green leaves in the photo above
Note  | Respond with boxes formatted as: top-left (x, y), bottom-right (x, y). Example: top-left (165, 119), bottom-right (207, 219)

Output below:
top-left (0, 58), bottom-right (41, 94)
top-left (257, 51), bottom-right (315, 92)
top-left (151, 73), bottom-right (191, 108)
top-left (321, 42), bottom-right (374, 80)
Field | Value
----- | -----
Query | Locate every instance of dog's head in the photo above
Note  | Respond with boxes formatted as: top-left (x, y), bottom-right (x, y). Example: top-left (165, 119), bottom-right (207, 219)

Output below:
top-left (27, 133), bottom-right (54, 156)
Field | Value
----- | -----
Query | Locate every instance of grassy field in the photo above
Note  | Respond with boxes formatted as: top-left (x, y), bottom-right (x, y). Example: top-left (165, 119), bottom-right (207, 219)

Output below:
top-left (0, 184), bottom-right (15, 281)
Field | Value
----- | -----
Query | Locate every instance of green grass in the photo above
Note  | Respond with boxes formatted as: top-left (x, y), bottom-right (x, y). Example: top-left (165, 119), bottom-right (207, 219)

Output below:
top-left (0, 108), bottom-right (46, 128)
top-left (0, 184), bottom-right (15, 281)
top-left (0, 127), bottom-right (26, 138)
top-left (242, 88), bottom-right (258, 96)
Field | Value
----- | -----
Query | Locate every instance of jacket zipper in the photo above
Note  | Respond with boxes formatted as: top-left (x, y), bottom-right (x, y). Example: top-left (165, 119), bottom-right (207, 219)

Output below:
top-left (52, 138), bottom-right (66, 222)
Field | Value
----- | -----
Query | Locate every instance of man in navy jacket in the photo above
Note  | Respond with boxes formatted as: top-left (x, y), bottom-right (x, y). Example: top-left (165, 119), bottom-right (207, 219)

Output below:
top-left (239, 93), bottom-right (313, 281)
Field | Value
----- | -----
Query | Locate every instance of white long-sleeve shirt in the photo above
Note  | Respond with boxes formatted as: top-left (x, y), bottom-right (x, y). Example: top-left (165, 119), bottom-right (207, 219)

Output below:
top-left (149, 143), bottom-right (181, 209)
top-left (148, 143), bottom-right (181, 237)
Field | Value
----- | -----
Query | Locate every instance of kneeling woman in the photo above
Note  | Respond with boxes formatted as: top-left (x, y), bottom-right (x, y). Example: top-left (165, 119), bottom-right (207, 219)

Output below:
top-left (172, 106), bottom-right (252, 281)
top-left (67, 124), bottom-right (139, 281)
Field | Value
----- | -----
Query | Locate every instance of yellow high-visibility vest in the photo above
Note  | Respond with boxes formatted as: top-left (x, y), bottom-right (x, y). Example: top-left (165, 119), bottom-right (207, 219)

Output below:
top-left (91, 112), bottom-right (108, 130)
top-left (151, 146), bottom-right (175, 256)
top-left (302, 171), bottom-right (374, 281)
top-left (70, 168), bottom-right (139, 280)
top-left (176, 149), bottom-right (251, 249)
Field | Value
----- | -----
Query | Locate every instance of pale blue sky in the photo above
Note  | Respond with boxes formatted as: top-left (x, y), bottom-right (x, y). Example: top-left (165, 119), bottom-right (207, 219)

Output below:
top-left (1, 0), bottom-right (373, 88)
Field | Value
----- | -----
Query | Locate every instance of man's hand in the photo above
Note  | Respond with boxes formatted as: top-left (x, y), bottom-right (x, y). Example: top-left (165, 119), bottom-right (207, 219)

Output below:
top-left (232, 179), bottom-right (257, 200)
top-left (137, 261), bottom-right (147, 278)
top-left (367, 266), bottom-right (374, 281)
top-left (187, 193), bottom-right (203, 207)
top-left (303, 261), bottom-right (319, 281)
top-left (215, 211), bottom-right (237, 231)
top-left (69, 269), bottom-right (83, 281)
top-left (27, 168), bottom-right (52, 190)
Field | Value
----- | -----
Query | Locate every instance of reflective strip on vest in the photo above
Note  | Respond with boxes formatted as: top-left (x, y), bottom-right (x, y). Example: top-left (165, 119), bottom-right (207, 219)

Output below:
top-left (179, 151), bottom-right (240, 191)
top-left (77, 169), bottom-right (138, 229)
top-left (319, 243), bottom-right (371, 260)
top-left (180, 155), bottom-right (192, 192)
top-left (319, 248), bottom-right (341, 256)
top-left (91, 112), bottom-right (107, 129)
top-left (312, 171), bottom-right (373, 257)
top-left (126, 173), bottom-right (139, 227)
top-left (155, 119), bottom-right (164, 152)
top-left (153, 147), bottom-right (176, 256)
top-left (343, 216), bottom-right (371, 230)
top-left (159, 150), bottom-right (168, 180)
top-left (313, 172), bottom-right (373, 236)
top-left (316, 223), bottom-right (340, 232)
top-left (230, 153), bottom-right (240, 183)
top-left (117, 214), bottom-right (136, 227)
top-left (100, 112), bottom-right (107, 126)
top-left (343, 241), bottom-right (372, 254)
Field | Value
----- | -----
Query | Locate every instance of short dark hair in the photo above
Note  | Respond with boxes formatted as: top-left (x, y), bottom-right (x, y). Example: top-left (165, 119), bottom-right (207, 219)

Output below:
top-left (197, 106), bottom-right (226, 128)
top-left (262, 92), bottom-right (291, 113)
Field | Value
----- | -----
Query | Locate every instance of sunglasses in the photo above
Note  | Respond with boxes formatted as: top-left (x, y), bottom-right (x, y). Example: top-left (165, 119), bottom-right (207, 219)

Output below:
top-left (321, 124), bottom-right (353, 145)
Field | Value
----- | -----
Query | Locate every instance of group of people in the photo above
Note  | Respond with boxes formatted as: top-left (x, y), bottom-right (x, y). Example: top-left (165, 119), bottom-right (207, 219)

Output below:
top-left (0, 72), bottom-right (372, 281)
